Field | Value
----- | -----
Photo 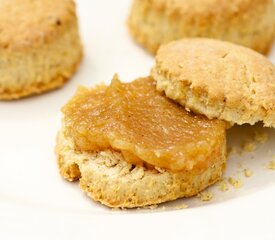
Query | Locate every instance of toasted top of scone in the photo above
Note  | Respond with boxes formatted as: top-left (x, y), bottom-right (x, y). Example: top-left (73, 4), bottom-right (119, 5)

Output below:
top-left (152, 38), bottom-right (275, 127)
top-left (0, 0), bottom-right (77, 51)
top-left (147, 0), bottom-right (274, 17)
top-left (62, 75), bottom-right (226, 172)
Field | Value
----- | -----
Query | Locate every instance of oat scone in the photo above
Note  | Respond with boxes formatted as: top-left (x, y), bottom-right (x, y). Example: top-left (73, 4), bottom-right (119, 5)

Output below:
top-left (56, 76), bottom-right (227, 208)
top-left (128, 0), bottom-right (275, 54)
top-left (152, 38), bottom-right (275, 127)
top-left (56, 129), bottom-right (226, 208)
top-left (0, 0), bottom-right (83, 100)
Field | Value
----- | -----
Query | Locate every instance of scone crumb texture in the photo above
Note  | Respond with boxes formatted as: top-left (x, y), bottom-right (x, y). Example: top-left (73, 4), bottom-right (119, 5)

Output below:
top-left (267, 161), bottom-right (275, 170)
top-left (228, 177), bottom-right (243, 189)
top-left (218, 180), bottom-right (229, 192)
top-left (197, 191), bottom-right (213, 201)
top-left (175, 204), bottom-right (188, 210)
top-left (244, 169), bottom-right (253, 178)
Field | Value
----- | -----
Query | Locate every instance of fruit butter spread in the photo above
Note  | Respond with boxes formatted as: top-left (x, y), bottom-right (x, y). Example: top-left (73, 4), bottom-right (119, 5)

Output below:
top-left (62, 75), bottom-right (226, 172)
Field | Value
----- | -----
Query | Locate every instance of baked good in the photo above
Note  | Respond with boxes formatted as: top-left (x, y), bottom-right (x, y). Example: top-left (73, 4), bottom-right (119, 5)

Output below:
top-left (152, 38), bottom-right (275, 127)
top-left (56, 76), bottom-right (227, 208)
top-left (128, 0), bottom-right (275, 54)
top-left (56, 129), bottom-right (225, 208)
top-left (0, 0), bottom-right (83, 100)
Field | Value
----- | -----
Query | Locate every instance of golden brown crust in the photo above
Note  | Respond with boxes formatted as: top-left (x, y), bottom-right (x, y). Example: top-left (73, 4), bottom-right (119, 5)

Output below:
top-left (56, 126), bottom-right (226, 208)
top-left (0, 0), bottom-right (77, 51)
top-left (128, 0), bottom-right (275, 54)
top-left (152, 38), bottom-right (275, 127)
top-left (0, 0), bottom-right (83, 100)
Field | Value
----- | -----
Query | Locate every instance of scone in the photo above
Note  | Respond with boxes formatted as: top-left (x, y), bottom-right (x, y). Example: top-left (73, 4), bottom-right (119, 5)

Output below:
top-left (128, 0), bottom-right (275, 54)
top-left (152, 38), bottom-right (275, 127)
top-left (56, 76), bottom-right (227, 208)
top-left (0, 0), bottom-right (83, 100)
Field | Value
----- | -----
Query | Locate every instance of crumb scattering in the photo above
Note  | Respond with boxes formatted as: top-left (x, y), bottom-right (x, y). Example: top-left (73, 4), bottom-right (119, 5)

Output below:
top-left (227, 146), bottom-right (237, 156)
top-left (147, 204), bottom-right (158, 210)
top-left (240, 131), bottom-right (268, 154)
top-left (254, 131), bottom-right (268, 143)
top-left (175, 204), bottom-right (188, 210)
top-left (137, 204), bottom-right (158, 210)
top-left (111, 207), bottom-right (120, 211)
top-left (218, 180), bottom-right (229, 192)
top-left (242, 140), bottom-right (256, 152)
top-left (244, 169), bottom-right (253, 177)
top-left (197, 191), bottom-right (213, 201)
top-left (267, 161), bottom-right (275, 171)
top-left (228, 177), bottom-right (243, 189)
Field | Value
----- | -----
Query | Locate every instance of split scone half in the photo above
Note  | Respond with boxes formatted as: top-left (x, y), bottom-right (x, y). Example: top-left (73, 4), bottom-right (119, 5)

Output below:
top-left (56, 76), bottom-right (227, 208)
top-left (128, 0), bottom-right (275, 54)
top-left (152, 38), bottom-right (275, 128)
top-left (0, 0), bottom-right (83, 100)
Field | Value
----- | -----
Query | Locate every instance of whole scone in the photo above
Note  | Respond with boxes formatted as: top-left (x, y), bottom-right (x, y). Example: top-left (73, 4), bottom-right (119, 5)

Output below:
top-left (152, 38), bottom-right (275, 127)
top-left (0, 0), bottom-right (83, 100)
top-left (128, 0), bottom-right (275, 54)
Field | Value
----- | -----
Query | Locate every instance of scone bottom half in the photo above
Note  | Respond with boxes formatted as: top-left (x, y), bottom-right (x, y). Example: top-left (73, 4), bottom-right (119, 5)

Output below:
top-left (56, 75), bottom-right (227, 208)
top-left (0, 0), bottom-right (83, 100)
top-left (152, 38), bottom-right (275, 128)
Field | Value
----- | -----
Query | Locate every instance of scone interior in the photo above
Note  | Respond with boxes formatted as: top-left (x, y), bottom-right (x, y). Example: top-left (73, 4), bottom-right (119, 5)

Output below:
top-left (0, 0), bottom-right (83, 100)
top-left (57, 76), bottom-right (227, 208)
top-left (128, 0), bottom-right (275, 54)
top-left (152, 38), bottom-right (275, 128)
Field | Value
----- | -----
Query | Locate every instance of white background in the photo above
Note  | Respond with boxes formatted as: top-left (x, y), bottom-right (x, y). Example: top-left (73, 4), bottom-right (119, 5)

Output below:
top-left (0, 1), bottom-right (275, 239)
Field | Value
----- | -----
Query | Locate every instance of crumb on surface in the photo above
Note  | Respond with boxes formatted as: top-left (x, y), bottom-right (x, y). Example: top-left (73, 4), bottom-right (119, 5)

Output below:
top-left (143, 204), bottom-right (158, 210)
top-left (137, 205), bottom-right (158, 210)
top-left (254, 131), bottom-right (268, 143)
top-left (267, 161), bottom-right (275, 170)
top-left (218, 180), bottom-right (229, 192)
top-left (228, 177), bottom-right (243, 189)
top-left (175, 204), bottom-right (188, 210)
top-left (240, 131), bottom-right (268, 154)
top-left (244, 169), bottom-right (253, 177)
top-left (197, 191), bottom-right (213, 201)
top-left (227, 146), bottom-right (237, 156)
top-left (242, 140), bottom-right (256, 152)
top-left (111, 207), bottom-right (120, 211)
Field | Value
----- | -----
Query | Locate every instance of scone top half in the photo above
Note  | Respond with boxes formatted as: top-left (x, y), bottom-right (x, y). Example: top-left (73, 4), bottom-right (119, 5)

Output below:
top-left (0, 0), bottom-right (78, 51)
top-left (0, 0), bottom-right (83, 100)
top-left (128, 0), bottom-right (275, 54)
top-left (152, 38), bottom-right (275, 127)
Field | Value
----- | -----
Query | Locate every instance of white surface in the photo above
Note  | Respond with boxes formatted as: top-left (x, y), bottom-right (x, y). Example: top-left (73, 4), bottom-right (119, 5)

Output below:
top-left (1, 1), bottom-right (275, 239)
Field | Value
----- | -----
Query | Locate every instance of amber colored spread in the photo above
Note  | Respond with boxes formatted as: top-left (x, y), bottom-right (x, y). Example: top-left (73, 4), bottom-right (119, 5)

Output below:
top-left (63, 76), bottom-right (226, 172)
